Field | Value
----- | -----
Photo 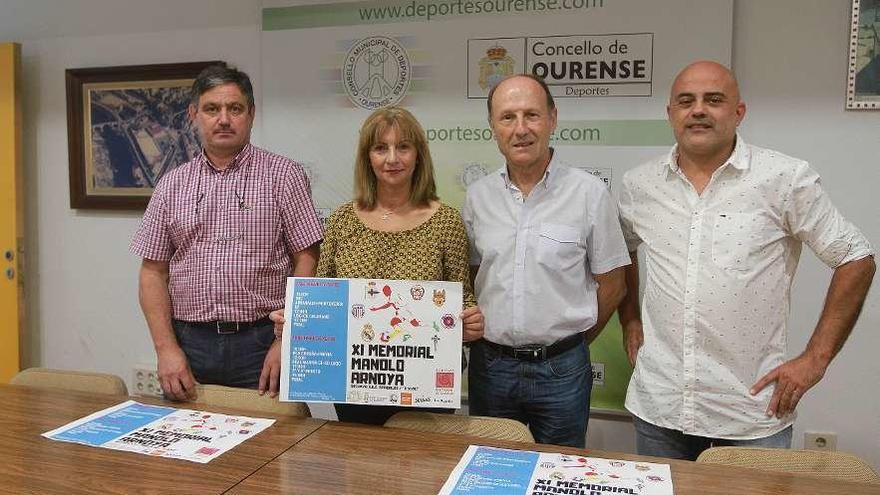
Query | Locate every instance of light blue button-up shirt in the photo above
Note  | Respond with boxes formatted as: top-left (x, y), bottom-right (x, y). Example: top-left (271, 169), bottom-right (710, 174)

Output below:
top-left (462, 153), bottom-right (630, 347)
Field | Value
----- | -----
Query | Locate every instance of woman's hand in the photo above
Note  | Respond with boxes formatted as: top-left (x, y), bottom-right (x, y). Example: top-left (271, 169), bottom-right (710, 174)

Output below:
top-left (461, 305), bottom-right (484, 342)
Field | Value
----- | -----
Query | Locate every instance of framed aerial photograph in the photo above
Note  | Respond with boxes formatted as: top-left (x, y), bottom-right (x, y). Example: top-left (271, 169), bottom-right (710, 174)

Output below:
top-left (847, 0), bottom-right (880, 109)
top-left (66, 61), bottom-right (223, 209)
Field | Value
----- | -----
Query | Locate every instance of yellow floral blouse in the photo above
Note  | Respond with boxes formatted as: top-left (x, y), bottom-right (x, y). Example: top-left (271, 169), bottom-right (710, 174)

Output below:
top-left (317, 202), bottom-right (477, 308)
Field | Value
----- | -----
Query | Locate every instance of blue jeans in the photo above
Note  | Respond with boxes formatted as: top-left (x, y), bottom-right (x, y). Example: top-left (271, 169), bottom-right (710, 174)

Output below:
top-left (633, 415), bottom-right (793, 461)
top-left (468, 339), bottom-right (592, 447)
top-left (171, 319), bottom-right (276, 389)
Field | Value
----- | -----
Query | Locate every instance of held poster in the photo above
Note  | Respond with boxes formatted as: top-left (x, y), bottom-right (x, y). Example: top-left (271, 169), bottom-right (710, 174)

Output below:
top-left (42, 400), bottom-right (274, 463)
top-left (439, 445), bottom-right (673, 495)
top-left (280, 277), bottom-right (463, 408)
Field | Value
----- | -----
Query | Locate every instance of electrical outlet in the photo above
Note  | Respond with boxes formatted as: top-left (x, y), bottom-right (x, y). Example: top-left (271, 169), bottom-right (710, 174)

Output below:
top-left (132, 365), bottom-right (163, 398)
top-left (804, 432), bottom-right (837, 451)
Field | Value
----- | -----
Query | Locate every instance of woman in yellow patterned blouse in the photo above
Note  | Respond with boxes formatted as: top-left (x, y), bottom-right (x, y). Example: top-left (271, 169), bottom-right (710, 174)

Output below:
top-left (324, 107), bottom-right (484, 424)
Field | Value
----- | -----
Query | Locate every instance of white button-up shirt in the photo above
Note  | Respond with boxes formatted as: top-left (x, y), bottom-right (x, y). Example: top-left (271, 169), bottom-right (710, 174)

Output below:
top-left (619, 137), bottom-right (873, 439)
top-left (463, 154), bottom-right (630, 347)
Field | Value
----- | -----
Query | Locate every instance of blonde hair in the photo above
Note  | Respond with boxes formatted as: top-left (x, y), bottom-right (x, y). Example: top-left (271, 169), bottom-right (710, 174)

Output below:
top-left (353, 107), bottom-right (438, 209)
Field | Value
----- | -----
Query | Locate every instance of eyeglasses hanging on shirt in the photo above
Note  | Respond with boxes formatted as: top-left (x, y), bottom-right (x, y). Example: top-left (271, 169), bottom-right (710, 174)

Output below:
top-left (192, 158), bottom-right (252, 241)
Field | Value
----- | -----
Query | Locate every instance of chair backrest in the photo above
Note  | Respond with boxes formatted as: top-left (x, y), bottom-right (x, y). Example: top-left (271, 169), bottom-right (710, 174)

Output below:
top-left (10, 367), bottom-right (128, 395)
top-left (696, 447), bottom-right (880, 484)
top-left (194, 384), bottom-right (311, 417)
top-left (384, 411), bottom-right (535, 443)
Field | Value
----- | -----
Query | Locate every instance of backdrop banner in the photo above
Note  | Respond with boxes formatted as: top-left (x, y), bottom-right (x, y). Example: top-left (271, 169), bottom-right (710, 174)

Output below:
top-left (261, 0), bottom-right (733, 411)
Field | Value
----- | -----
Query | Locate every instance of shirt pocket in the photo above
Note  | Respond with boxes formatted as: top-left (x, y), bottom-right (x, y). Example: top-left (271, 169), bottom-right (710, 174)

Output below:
top-left (536, 223), bottom-right (584, 270)
top-left (711, 212), bottom-right (761, 271)
top-left (236, 197), bottom-right (280, 259)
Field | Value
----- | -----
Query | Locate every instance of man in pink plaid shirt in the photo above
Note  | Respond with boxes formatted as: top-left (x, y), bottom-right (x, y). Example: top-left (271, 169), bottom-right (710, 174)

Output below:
top-left (131, 65), bottom-right (323, 401)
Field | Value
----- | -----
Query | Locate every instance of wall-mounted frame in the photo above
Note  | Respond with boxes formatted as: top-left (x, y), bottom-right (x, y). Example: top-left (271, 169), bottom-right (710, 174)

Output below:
top-left (66, 61), bottom-right (223, 209)
top-left (847, 0), bottom-right (880, 109)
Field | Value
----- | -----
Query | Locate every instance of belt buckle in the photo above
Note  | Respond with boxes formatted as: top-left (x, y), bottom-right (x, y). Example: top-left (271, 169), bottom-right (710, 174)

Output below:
top-left (216, 322), bottom-right (240, 334)
top-left (513, 345), bottom-right (546, 361)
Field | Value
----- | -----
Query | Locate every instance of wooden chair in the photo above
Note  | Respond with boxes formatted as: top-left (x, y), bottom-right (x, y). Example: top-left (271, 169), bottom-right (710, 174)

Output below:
top-left (10, 367), bottom-right (128, 395)
top-left (193, 384), bottom-right (311, 417)
top-left (384, 411), bottom-right (535, 443)
top-left (696, 446), bottom-right (880, 484)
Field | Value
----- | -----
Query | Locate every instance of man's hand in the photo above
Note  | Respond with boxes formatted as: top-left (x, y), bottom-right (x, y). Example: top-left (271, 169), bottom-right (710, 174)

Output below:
top-left (269, 308), bottom-right (285, 338)
top-left (157, 345), bottom-right (197, 401)
top-left (750, 352), bottom-right (827, 418)
top-left (258, 339), bottom-right (282, 397)
top-left (461, 306), bottom-right (485, 342)
top-left (622, 319), bottom-right (644, 367)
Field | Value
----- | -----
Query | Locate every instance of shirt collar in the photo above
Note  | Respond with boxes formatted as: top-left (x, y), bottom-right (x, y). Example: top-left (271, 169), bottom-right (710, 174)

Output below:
top-left (663, 133), bottom-right (750, 176)
top-left (499, 147), bottom-right (557, 192)
top-left (199, 143), bottom-right (253, 173)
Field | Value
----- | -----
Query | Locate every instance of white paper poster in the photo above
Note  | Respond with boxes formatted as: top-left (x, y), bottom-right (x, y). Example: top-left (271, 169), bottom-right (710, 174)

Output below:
top-left (440, 445), bottom-right (673, 495)
top-left (43, 400), bottom-right (274, 464)
top-left (280, 277), bottom-right (463, 408)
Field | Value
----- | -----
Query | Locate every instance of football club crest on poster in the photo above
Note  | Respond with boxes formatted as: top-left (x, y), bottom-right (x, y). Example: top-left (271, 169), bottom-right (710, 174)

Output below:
top-left (342, 36), bottom-right (412, 109)
top-left (432, 289), bottom-right (446, 307)
top-left (441, 313), bottom-right (456, 329)
top-left (351, 304), bottom-right (365, 319)
top-left (410, 284), bottom-right (425, 300)
top-left (361, 323), bottom-right (375, 342)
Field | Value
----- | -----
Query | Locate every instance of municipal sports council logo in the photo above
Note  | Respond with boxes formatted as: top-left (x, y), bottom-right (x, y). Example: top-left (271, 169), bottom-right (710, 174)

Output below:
top-left (343, 36), bottom-right (411, 110)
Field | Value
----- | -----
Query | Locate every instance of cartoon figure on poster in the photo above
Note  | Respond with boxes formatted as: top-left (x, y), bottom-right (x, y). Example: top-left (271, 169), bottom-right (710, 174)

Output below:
top-left (368, 283), bottom-right (424, 343)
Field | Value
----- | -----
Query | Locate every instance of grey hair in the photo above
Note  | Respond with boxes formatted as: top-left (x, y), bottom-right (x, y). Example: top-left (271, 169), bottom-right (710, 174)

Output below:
top-left (189, 65), bottom-right (254, 108)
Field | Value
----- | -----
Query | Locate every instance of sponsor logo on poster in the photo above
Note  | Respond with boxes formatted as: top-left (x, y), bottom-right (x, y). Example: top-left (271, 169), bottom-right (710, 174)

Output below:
top-left (435, 370), bottom-right (454, 389)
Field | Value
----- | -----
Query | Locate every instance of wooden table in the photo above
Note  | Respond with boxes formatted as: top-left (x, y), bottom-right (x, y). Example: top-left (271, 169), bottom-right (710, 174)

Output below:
top-left (227, 421), bottom-right (880, 495)
top-left (0, 384), bottom-right (325, 495)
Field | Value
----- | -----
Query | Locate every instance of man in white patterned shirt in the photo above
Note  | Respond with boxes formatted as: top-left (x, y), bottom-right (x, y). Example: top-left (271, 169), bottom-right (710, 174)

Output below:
top-left (618, 61), bottom-right (875, 460)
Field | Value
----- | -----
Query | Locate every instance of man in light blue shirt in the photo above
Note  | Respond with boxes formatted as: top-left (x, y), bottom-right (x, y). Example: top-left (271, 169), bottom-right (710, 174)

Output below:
top-left (462, 74), bottom-right (630, 447)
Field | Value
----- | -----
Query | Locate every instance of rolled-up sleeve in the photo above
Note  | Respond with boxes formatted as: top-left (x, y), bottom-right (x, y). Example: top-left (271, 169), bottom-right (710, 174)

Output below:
top-left (785, 162), bottom-right (873, 268)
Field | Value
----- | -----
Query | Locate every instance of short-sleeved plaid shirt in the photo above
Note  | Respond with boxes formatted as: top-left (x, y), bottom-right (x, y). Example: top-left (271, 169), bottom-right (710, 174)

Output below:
top-left (131, 144), bottom-right (323, 322)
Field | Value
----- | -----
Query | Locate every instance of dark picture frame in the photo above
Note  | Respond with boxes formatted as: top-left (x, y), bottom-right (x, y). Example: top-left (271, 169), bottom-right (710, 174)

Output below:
top-left (847, 0), bottom-right (880, 109)
top-left (66, 61), bottom-right (223, 209)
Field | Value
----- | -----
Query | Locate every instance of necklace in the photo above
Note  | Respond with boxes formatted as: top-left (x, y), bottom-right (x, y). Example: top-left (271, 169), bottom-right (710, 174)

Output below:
top-left (380, 209), bottom-right (394, 221)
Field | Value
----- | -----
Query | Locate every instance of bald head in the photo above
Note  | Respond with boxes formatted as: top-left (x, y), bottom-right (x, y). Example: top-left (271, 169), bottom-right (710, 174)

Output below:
top-left (666, 60), bottom-right (746, 166)
top-left (670, 60), bottom-right (741, 105)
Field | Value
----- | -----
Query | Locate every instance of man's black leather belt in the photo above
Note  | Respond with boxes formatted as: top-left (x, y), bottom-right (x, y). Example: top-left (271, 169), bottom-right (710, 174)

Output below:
top-left (482, 332), bottom-right (586, 361)
top-left (177, 316), bottom-right (272, 335)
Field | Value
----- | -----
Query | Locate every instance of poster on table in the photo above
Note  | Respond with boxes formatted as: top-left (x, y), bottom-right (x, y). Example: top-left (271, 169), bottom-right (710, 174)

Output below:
top-left (261, 0), bottom-right (733, 412)
top-left (280, 277), bottom-right (463, 408)
top-left (439, 445), bottom-right (673, 495)
top-left (42, 400), bottom-right (274, 464)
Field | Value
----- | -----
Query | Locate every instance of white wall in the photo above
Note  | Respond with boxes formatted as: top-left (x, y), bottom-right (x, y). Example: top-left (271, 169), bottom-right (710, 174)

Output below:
top-left (6, 0), bottom-right (878, 469)
top-left (732, 0), bottom-right (880, 467)
top-left (17, 21), bottom-right (262, 388)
